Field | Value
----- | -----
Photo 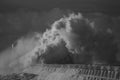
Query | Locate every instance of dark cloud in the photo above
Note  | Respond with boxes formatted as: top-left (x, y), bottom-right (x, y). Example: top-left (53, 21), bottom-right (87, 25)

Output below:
top-left (30, 12), bottom-right (120, 65)
top-left (65, 14), bottom-right (119, 65)
top-left (38, 40), bottom-right (73, 64)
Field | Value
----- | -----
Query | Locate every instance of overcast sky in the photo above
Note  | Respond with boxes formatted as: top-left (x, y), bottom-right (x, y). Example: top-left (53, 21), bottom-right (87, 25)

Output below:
top-left (0, 0), bottom-right (120, 15)
top-left (0, 0), bottom-right (120, 66)
top-left (0, 0), bottom-right (120, 51)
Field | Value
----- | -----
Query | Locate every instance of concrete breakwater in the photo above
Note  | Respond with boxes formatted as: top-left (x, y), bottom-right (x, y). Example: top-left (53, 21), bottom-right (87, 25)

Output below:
top-left (23, 64), bottom-right (120, 80)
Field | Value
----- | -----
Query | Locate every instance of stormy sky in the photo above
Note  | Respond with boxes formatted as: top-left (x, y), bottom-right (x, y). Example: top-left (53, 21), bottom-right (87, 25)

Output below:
top-left (0, 0), bottom-right (120, 15)
top-left (0, 0), bottom-right (119, 50)
top-left (0, 0), bottom-right (119, 55)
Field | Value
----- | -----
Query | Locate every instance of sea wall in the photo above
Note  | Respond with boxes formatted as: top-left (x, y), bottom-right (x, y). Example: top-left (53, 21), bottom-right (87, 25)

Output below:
top-left (24, 64), bottom-right (120, 80)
